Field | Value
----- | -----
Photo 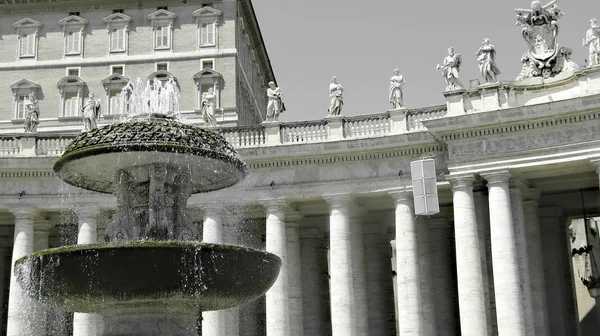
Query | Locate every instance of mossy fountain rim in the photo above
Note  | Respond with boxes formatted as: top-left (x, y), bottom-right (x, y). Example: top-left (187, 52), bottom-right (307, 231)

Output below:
top-left (15, 241), bottom-right (282, 313)
top-left (53, 117), bottom-right (248, 193)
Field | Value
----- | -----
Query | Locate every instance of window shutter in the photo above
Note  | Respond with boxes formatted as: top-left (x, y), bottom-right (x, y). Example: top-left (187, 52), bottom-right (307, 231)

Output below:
top-left (201, 23), bottom-right (207, 45)
top-left (155, 27), bottom-right (162, 47)
top-left (117, 28), bottom-right (124, 50)
top-left (162, 26), bottom-right (169, 47)
top-left (207, 22), bottom-right (215, 45)
top-left (73, 31), bottom-right (80, 53)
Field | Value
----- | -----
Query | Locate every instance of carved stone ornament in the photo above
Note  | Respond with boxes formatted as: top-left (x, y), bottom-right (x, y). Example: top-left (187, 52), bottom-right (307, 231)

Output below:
top-left (514, 1), bottom-right (577, 79)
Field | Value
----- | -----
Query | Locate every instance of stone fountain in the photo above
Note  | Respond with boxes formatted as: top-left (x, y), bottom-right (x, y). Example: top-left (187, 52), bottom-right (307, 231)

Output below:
top-left (13, 78), bottom-right (281, 335)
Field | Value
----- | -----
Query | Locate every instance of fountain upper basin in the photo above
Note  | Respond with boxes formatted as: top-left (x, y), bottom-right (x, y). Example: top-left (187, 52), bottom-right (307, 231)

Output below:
top-left (54, 117), bottom-right (247, 193)
top-left (14, 241), bottom-right (281, 313)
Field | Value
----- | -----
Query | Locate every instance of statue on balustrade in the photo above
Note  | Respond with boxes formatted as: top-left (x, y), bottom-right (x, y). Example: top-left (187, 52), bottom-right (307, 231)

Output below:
top-left (201, 87), bottom-right (218, 127)
top-left (436, 47), bottom-right (463, 91)
top-left (476, 38), bottom-right (501, 84)
top-left (81, 92), bottom-right (101, 132)
top-left (514, 1), bottom-right (577, 79)
top-left (389, 69), bottom-right (405, 109)
top-left (266, 81), bottom-right (285, 122)
top-left (328, 76), bottom-right (344, 116)
top-left (584, 18), bottom-right (600, 67)
top-left (24, 92), bottom-right (39, 133)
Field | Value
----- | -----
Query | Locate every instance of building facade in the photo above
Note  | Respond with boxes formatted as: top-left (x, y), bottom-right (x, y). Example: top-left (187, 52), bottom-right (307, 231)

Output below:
top-left (1, 1), bottom-right (600, 336)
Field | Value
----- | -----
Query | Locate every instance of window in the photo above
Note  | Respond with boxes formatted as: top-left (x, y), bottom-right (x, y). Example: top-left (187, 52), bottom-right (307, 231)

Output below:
top-left (57, 76), bottom-right (86, 118)
top-left (157, 6), bottom-right (168, 10)
top-left (59, 15), bottom-right (88, 56)
top-left (104, 13), bottom-right (132, 54)
top-left (67, 68), bottom-right (80, 77)
top-left (63, 92), bottom-right (79, 117)
top-left (201, 59), bottom-right (214, 69)
top-left (111, 65), bottom-right (124, 75)
top-left (155, 24), bottom-right (170, 49)
top-left (193, 6), bottom-right (221, 48)
top-left (14, 18), bottom-right (42, 59)
top-left (156, 63), bottom-right (168, 71)
top-left (113, 9), bottom-right (124, 14)
top-left (148, 9), bottom-right (177, 51)
top-left (108, 90), bottom-right (123, 115)
top-left (10, 79), bottom-right (41, 120)
top-left (193, 68), bottom-right (222, 109)
top-left (102, 73), bottom-right (129, 116)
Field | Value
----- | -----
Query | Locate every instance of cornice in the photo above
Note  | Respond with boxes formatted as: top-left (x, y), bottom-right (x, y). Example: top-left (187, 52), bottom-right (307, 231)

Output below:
top-left (0, 0), bottom-right (222, 16)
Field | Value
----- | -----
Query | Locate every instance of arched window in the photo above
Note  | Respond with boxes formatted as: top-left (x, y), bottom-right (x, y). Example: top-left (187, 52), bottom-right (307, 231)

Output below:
top-left (57, 76), bottom-right (87, 118)
top-left (193, 68), bottom-right (223, 109)
top-left (10, 79), bottom-right (40, 120)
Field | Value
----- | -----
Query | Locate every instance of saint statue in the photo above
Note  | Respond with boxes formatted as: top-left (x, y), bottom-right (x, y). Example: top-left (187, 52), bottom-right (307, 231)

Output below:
top-left (81, 92), bottom-right (101, 132)
top-left (389, 69), bottom-right (405, 109)
top-left (436, 47), bottom-right (464, 91)
top-left (201, 87), bottom-right (218, 127)
top-left (328, 76), bottom-right (344, 116)
top-left (584, 18), bottom-right (600, 67)
top-left (476, 38), bottom-right (502, 84)
top-left (24, 92), bottom-right (39, 133)
top-left (266, 81), bottom-right (285, 122)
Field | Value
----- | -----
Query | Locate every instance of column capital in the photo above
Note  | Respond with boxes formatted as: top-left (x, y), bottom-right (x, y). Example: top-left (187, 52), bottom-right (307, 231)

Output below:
top-left (202, 203), bottom-right (222, 217)
top-left (285, 210), bottom-right (303, 227)
top-left (446, 174), bottom-right (476, 190)
top-left (388, 189), bottom-right (413, 204)
top-left (9, 207), bottom-right (40, 222)
top-left (299, 227), bottom-right (322, 240)
top-left (509, 177), bottom-right (529, 191)
top-left (538, 206), bottom-right (563, 219)
top-left (74, 205), bottom-right (101, 221)
top-left (523, 189), bottom-right (541, 203)
top-left (34, 219), bottom-right (53, 234)
top-left (481, 170), bottom-right (511, 185)
top-left (259, 198), bottom-right (290, 212)
top-left (323, 193), bottom-right (352, 209)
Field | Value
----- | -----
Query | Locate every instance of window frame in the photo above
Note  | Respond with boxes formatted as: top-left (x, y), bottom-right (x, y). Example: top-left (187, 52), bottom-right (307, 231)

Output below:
top-left (10, 79), bottom-right (41, 120)
top-left (13, 18), bottom-right (42, 60)
top-left (193, 68), bottom-right (222, 110)
top-left (192, 6), bottom-right (221, 49)
top-left (102, 73), bottom-right (130, 117)
top-left (103, 13), bottom-right (132, 54)
top-left (201, 58), bottom-right (215, 70)
top-left (148, 9), bottom-right (177, 51)
top-left (57, 76), bottom-right (86, 118)
top-left (58, 15), bottom-right (88, 57)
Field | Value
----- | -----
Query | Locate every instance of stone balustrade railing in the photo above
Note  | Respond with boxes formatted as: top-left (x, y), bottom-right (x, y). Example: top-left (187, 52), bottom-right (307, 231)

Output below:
top-left (0, 105), bottom-right (447, 157)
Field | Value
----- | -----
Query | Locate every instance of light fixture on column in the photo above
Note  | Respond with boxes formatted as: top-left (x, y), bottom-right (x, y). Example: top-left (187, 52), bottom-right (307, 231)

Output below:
top-left (410, 155), bottom-right (440, 216)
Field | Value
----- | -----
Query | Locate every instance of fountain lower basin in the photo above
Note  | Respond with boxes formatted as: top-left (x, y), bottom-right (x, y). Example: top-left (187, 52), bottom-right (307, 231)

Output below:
top-left (14, 241), bottom-right (281, 313)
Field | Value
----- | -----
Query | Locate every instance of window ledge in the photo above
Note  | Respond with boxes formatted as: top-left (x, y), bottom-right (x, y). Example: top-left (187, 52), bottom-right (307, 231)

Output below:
top-left (102, 114), bottom-right (126, 120)
top-left (11, 119), bottom-right (25, 124)
top-left (58, 116), bottom-right (83, 122)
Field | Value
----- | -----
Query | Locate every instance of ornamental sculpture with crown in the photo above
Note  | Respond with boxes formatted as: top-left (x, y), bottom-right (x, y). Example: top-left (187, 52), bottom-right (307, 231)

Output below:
top-left (515, 0), bottom-right (575, 79)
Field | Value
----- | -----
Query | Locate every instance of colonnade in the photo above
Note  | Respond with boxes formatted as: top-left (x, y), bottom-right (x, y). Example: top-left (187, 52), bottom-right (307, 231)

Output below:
top-left (2, 166), bottom-right (598, 335)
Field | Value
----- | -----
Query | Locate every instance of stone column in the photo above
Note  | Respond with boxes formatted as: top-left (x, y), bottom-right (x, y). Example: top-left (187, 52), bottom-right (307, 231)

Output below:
top-left (32, 220), bottom-right (51, 335)
top-left (416, 216), bottom-right (437, 336)
top-left (522, 189), bottom-right (549, 336)
top-left (390, 240), bottom-right (399, 335)
top-left (263, 200), bottom-right (290, 336)
top-left (350, 212), bottom-right (368, 336)
top-left (0, 243), bottom-right (7, 333)
top-left (389, 191), bottom-right (423, 335)
top-left (73, 208), bottom-right (100, 336)
top-left (286, 212), bottom-right (304, 336)
top-left (300, 227), bottom-right (329, 336)
top-left (448, 175), bottom-right (489, 336)
top-left (428, 216), bottom-right (458, 336)
top-left (7, 207), bottom-right (37, 336)
top-left (324, 194), bottom-right (356, 336)
top-left (201, 205), bottom-right (229, 336)
top-left (509, 179), bottom-right (535, 336)
top-left (482, 171), bottom-right (526, 336)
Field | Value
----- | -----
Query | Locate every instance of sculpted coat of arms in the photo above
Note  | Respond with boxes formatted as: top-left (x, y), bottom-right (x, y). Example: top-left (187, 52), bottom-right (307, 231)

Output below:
top-left (515, 0), bottom-right (578, 79)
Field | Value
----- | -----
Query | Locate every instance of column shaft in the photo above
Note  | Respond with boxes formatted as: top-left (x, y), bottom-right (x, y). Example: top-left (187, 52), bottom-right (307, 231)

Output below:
top-left (264, 201), bottom-right (290, 336)
top-left (326, 195), bottom-right (355, 336)
top-left (7, 209), bottom-right (36, 336)
top-left (485, 172), bottom-right (526, 336)
top-left (391, 191), bottom-right (423, 336)
top-left (351, 217), bottom-right (368, 336)
top-left (286, 221), bottom-right (304, 336)
top-left (450, 177), bottom-right (489, 336)
top-left (74, 210), bottom-right (100, 336)
top-left (523, 190), bottom-right (549, 336)
top-left (300, 227), bottom-right (329, 336)
top-left (363, 221), bottom-right (392, 335)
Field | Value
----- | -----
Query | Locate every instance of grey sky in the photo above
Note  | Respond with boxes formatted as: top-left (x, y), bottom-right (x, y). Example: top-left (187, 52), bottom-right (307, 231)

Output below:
top-left (252, 0), bottom-right (599, 122)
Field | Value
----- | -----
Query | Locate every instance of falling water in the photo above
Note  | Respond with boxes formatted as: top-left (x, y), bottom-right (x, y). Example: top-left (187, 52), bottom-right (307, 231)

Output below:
top-left (120, 77), bottom-right (181, 120)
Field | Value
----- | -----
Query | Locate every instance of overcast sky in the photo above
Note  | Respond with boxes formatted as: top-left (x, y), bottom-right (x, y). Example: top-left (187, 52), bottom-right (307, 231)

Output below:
top-left (252, 0), bottom-right (599, 122)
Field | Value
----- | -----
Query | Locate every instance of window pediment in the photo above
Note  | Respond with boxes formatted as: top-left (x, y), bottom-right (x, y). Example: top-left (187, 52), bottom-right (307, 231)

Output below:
top-left (148, 9), bottom-right (177, 23)
top-left (103, 13), bottom-right (132, 24)
top-left (11, 79), bottom-right (41, 92)
top-left (193, 69), bottom-right (222, 87)
top-left (102, 74), bottom-right (129, 86)
top-left (57, 75), bottom-right (86, 93)
top-left (13, 18), bottom-right (42, 29)
top-left (58, 15), bottom-right (88, 28)
top-left (192, 6), bottom-right (222, 19)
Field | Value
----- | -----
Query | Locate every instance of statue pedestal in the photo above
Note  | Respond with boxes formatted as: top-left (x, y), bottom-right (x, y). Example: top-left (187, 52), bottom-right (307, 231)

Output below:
top-left (262, 121), bottom-right (282, 145)
top-left (325, 115), bottom-right (344, 140)
top-left (18, 135), bottom-right (37, 156)
top-left (389, 108), bottom-right (408, 134)
top-left (443, 89), bottom-right (466, 117)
